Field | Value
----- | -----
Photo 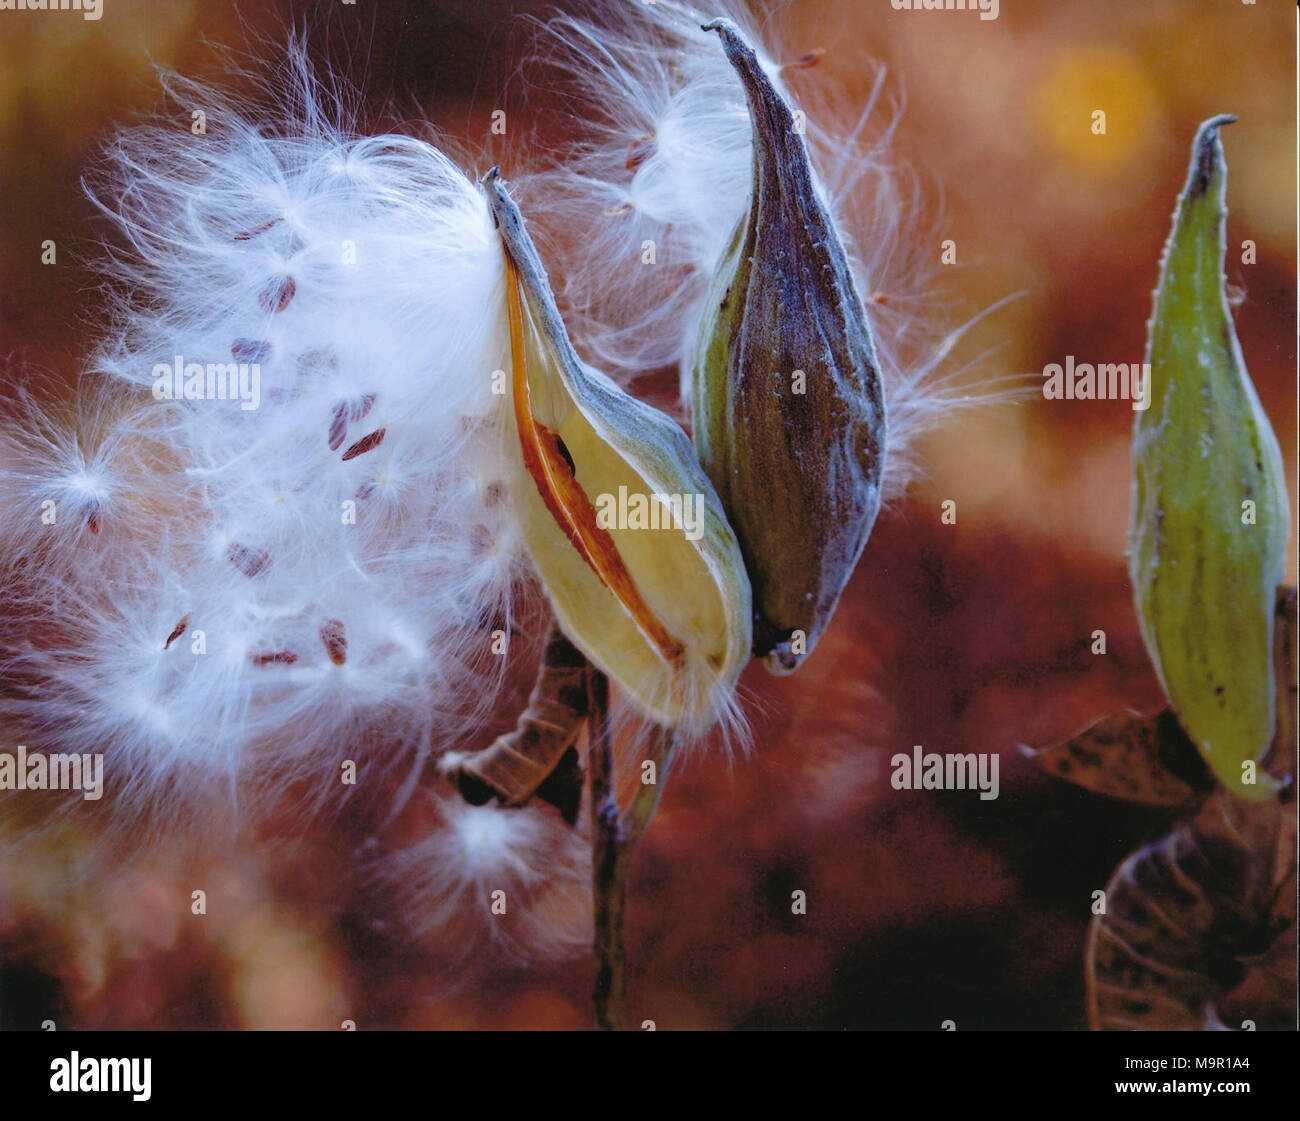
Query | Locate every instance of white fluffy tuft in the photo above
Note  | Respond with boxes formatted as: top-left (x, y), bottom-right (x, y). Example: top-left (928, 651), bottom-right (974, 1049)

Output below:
top-left (2, 44), bottom-right (527, 836)
top-left (370, 795), bottom-right (592, 965)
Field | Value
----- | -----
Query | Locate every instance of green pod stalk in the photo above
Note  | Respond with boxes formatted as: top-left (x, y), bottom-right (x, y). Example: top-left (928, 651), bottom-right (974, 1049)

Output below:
top-left (692, 19), bottom-right (887, 675)
top-left (1131, 116), bottom-right (1290, 801)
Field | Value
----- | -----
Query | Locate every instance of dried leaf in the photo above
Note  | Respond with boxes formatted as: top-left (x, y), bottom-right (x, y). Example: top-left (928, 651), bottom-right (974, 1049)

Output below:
top-left (1024, 707), bottom-right (1214, 811)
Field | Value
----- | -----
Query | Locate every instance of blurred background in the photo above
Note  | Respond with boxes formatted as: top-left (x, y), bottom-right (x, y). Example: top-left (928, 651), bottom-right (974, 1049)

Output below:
top-left (0, 0), bottom-right (1295, 1029)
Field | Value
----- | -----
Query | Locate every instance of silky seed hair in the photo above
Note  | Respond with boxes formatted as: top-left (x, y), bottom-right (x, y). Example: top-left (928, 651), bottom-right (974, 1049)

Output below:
top-left (1, 40), bottom-right (531, 844)
top-left (368, 794), bottom-right (593, 970)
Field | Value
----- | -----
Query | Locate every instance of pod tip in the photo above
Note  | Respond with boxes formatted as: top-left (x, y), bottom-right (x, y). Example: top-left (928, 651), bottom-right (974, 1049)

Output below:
top-left (1186, 115), bottom-right (1236, 199)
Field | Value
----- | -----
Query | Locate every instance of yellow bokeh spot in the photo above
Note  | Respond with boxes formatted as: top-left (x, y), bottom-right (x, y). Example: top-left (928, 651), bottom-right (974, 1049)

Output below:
top-left (1036, 47), bottom-right (1161, 174)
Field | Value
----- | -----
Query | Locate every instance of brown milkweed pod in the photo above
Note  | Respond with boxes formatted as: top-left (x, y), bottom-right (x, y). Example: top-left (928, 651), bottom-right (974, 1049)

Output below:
top-left (692, 19), bottom-right (887, 675)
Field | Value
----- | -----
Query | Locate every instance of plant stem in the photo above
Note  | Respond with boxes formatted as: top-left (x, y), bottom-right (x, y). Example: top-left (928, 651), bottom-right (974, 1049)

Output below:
top-left (588, 670), bottom-right (676, 1031)
top-left (587, 670), bottom-right (624, 1030)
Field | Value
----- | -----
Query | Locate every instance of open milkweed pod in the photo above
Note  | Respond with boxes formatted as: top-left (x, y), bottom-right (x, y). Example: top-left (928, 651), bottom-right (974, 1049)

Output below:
top-left (1130, 116), bottom-right (1290, 802)
top-left (692, 19), bottom-right (887, 675)
top-left (482, 168), bottom-right (752, 735)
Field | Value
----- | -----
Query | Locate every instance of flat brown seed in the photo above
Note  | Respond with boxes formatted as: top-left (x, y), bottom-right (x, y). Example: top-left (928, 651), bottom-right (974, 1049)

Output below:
top-left (327, 402), bottom-right (349, 451)
top-left (328, 395), bottom-right (378, 450)
top-left (249, 649), bottom-right (297, 666)
top-left (784, 48), bottom-right (826, 70)
top-left (257, 275), bottom-right (296, 313)
top-left (163, 614), bottom-right (192, 650)
top-left (469, 524), bottom-right (493, 556)
top-left (297, 347), bottom-right (339, 377)
top-left (320, 618), bottom-right (347, 665)
top-left (231, 338), bottom-right (271, 363)
top-left (342, 427), bottom-right (385, 461)
top-left (234, 218), bottom-right (282, 241)
top-left (626, 135), bottom-right (656, 172)
top-left (227, 542), bottom-right (271, 577)
top-left (86, 509), bottom-right (100, 535)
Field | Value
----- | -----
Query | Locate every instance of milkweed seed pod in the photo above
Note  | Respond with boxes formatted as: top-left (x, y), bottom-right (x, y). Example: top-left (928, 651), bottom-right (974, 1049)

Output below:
top-left (1130, 115), bottom-right (1290, 802)
top-left (483, 168), bottom-right (752, 735)
top-left (533, 2), bottom-right (978, 674)
top-left (691, 18), bottom-right (886, 674)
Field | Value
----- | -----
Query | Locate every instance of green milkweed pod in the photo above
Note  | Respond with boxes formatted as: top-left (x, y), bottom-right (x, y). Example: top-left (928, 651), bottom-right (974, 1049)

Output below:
top-left (692, 19), bottom-right (887, 675)
top-left (483, 169), bottom-right (752, 735)
top-left (1130, 116), bottom-right (1290, 801)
